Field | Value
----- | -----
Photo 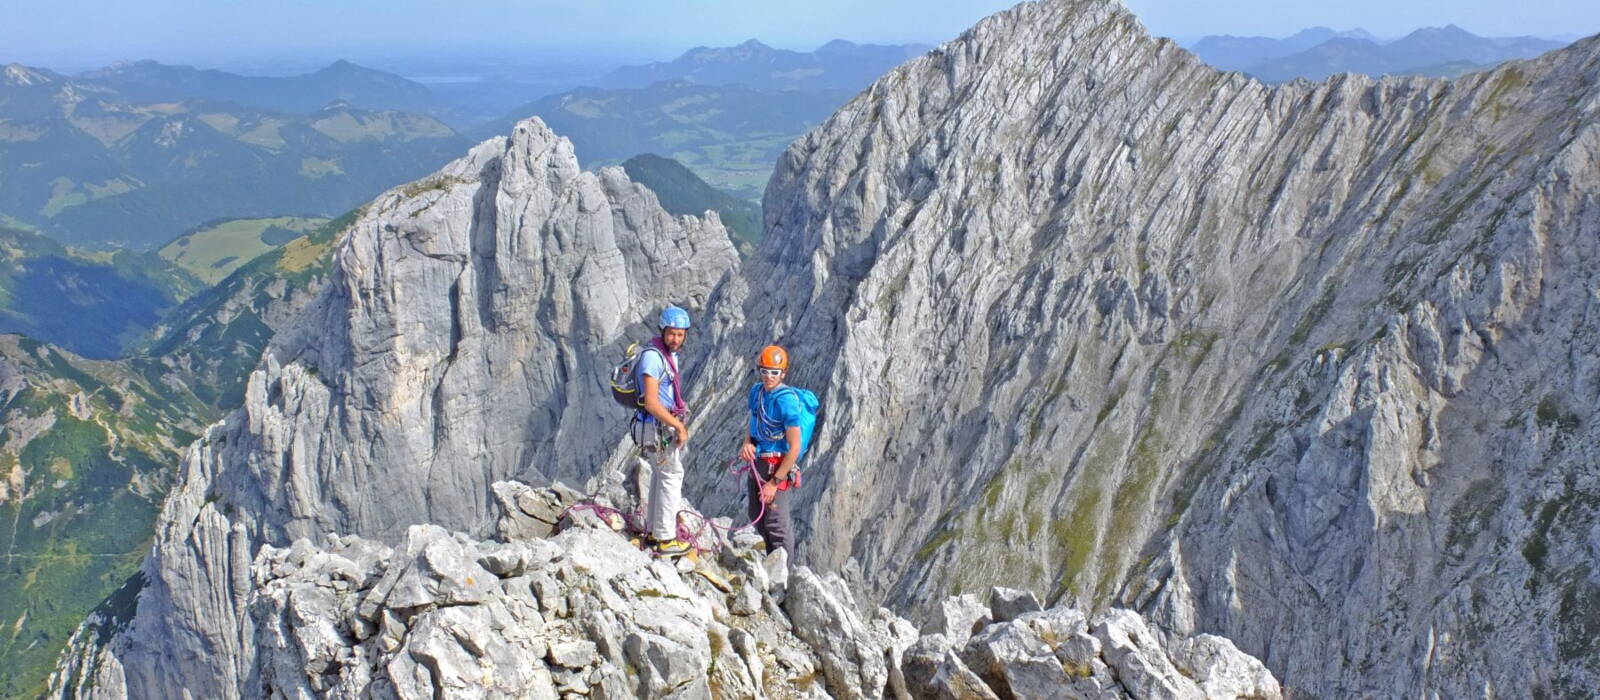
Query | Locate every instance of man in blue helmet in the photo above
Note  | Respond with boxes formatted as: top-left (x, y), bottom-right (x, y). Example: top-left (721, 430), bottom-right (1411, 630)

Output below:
top-left (633, 305), bottom-right (694, 557)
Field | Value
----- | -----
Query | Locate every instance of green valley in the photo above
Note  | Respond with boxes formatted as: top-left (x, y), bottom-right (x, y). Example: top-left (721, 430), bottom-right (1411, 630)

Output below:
top-left (146, 211), bottom-right (352, 409)
top-left (0, 336), bottom-right (210, 698)
top-left (0, 226), bottom-right (199, 359)
top-left (158, 216), bottom-right (327, 284)
top-left (0, 213), bottom-right (352, 695)
top-left (78, 59), bottom-right (462, 126)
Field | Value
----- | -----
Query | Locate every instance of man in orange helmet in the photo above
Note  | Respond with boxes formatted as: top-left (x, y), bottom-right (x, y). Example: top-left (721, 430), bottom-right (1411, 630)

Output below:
top-left (738, 344), bottom-right (817, 559)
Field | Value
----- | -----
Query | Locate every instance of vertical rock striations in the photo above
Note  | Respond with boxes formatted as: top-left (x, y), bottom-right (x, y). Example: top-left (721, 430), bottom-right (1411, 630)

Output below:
top-left (673, 0), bottom-right (1600, 695)
top-left (49, 0), bottom-right (1600, 695)
top-left (51, 118), bottom-right (739, 698)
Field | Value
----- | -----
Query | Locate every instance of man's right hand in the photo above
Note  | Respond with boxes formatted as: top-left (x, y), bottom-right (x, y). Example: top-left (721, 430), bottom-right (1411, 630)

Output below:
top-left (673, 423), bottom-right (690, 446)
top-left (738, 442), bottom-right (756, 462)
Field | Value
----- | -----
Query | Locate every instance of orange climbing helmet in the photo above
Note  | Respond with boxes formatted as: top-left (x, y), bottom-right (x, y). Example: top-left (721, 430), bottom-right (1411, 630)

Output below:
top-left (758, 345), bottom-right (789, 370)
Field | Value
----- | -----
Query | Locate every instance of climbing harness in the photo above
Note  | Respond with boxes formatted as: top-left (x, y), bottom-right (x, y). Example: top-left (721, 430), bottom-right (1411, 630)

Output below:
top-left (630, 417), bottom-right (678, 455)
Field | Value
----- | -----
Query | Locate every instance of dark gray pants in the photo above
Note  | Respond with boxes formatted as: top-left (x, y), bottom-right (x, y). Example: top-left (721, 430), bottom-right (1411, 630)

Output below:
top-left (747, 456), bottom-right (795, 560)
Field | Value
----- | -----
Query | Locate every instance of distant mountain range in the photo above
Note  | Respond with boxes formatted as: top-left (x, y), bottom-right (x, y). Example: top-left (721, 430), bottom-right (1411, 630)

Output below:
top-left (479, 81), bottom-right (853, 199)
top-left (1187, 25), bottom-right (1570, 81)
top-left (1188, 27), bottom-right (1379, 72)
top-left (491, 39), bottom-right (930, 197)
top-left (0, 63), bottom-right (468, 249)
top-left (598, 39), bottom-right (929, 93)
top-left (1, 41), bottom-right (937, 248)
top-left (77, 59), bottom-right (463, 125)
top-left (1252, 26), bottom-right (1567, 81)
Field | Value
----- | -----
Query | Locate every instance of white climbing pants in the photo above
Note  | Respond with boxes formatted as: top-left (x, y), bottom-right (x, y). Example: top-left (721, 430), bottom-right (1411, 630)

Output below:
top-left (635, 421), bottom-right (685, 541)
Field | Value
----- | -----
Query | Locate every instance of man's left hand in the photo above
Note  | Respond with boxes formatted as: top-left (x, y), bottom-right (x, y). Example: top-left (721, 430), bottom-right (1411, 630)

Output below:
top-left (760, 482), bottom-right (779, 505)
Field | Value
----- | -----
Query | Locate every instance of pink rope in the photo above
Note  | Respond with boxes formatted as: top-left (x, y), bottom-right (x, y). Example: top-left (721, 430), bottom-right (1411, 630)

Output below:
top-left (555, 456), bottom-right (769, 556)
top-left (671, 458), bottom-right (768, 554)
top-left (711, 457), bottom-right (769, 532)
top-left (557, 502), bottom-right (641, 532)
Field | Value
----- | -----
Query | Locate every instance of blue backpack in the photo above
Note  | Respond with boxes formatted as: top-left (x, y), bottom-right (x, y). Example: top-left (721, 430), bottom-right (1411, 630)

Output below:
top-left (751, 385), bottom-right (820, 459)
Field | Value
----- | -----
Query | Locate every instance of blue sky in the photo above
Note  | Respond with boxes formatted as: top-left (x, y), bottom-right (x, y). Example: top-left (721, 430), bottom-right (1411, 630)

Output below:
top-left (2, 0), bottom-right (1596, 69)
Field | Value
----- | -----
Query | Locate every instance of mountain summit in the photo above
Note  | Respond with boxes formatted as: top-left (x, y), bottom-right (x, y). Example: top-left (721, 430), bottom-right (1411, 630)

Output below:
top-left (51, 117), bottom-right (741, 697)
top-left (48, 0), bottom-right (1600, 696)
top-left (2, 63), bottom-right (60, 87)
top-left (1208, 23), bottom-right (1570, 81)
top-left (723, 4), bottom-right (1600, 692)
top-left (77, 58), bottom-right (457, 122)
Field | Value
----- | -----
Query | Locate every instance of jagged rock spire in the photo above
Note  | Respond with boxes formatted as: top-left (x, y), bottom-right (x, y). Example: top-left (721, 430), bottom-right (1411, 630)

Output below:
top-left (51, 0), bottom-right (1600, 695)
top-left (49, 117), bottom-right (739, 698)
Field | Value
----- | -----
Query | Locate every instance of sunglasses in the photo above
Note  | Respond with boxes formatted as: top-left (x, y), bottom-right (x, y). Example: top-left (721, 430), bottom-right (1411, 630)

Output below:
top-left (758, 368), bottom-right (783, 378)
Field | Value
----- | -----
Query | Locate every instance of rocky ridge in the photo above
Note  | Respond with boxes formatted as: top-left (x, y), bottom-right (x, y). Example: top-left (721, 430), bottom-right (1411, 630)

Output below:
top-left (47, 0), bottom-right (1600, 696)
top-left (50, 117), bottom-right (741, 698)
top-left (58, 479), bottom-right (1279, 699)
top-left (664, 0), bottom-right (1600, 695)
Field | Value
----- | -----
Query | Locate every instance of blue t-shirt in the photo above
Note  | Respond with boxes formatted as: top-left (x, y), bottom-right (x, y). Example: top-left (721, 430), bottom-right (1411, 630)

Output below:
top-left (748, 384), bottom-right (804, 455)
top-left (633, 346), bottom-right (680, 417)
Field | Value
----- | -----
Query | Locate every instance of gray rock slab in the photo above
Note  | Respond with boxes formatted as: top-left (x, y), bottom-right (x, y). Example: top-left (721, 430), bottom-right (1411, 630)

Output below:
top-left (784, 567), bottom-right (889, 700)
top-left (989, 587), bottom-right (1044, 623)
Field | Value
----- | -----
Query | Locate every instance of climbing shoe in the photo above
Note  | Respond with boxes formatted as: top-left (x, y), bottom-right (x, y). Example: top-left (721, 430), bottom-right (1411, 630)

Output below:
top-left (652, 538), bottom-right (693, 557)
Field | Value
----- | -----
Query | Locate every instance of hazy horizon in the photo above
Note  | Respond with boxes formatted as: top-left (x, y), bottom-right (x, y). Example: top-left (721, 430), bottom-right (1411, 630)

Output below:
top-left (2, 0), bottom-right (1596, 77)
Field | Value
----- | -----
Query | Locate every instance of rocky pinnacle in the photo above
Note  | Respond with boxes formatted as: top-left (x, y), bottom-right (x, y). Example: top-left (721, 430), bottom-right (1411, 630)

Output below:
top-left (50, 118), bottom-right (739, 698)
top-left (51, 0), bottom-right (1600, 696)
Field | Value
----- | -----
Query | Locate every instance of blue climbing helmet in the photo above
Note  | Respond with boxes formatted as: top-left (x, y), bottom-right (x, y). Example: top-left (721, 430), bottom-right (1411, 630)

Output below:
top-left (660, 305), bottom-right (691, 330)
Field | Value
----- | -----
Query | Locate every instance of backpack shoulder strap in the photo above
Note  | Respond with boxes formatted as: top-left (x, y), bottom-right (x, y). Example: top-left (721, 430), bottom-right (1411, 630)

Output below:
top-left (635, 345), bottom-right (676, 378)
top-left (641, 339), bottom-right (686, 416)
top-left (773, 386), bottom-right (812, 409)
top-left (757, 385), bottom-right (804, 430)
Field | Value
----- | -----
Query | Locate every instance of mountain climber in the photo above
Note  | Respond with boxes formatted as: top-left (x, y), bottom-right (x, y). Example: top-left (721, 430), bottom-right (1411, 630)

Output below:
top-left (738, 344), bottom-right (818, 560)
top-left (633, 305), bottom-right (694, 557)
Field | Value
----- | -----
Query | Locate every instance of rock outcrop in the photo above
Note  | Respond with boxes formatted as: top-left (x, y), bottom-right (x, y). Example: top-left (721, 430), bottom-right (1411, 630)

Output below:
top-left (669, 0), bottom-right (1600, 695)
top-left (50, 118), bottom-right (740, 698)
top-left (62, 479), bottom-right (1279, 699)
top-left (51, 0), bottom-right (1600, 696)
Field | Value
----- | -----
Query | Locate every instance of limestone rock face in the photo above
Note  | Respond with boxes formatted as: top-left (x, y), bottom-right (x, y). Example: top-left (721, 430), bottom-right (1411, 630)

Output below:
top-left (667, 0), bottom-right (1600, 695)
top-left (49, 118), bottom-right (740, 698)
top-left (49, 0), bottom-right (1600, 695)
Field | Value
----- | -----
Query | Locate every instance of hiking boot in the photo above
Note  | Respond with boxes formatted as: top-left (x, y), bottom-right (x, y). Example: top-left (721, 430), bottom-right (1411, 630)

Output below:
top-left (652, 538), bottom-right (693, 557)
